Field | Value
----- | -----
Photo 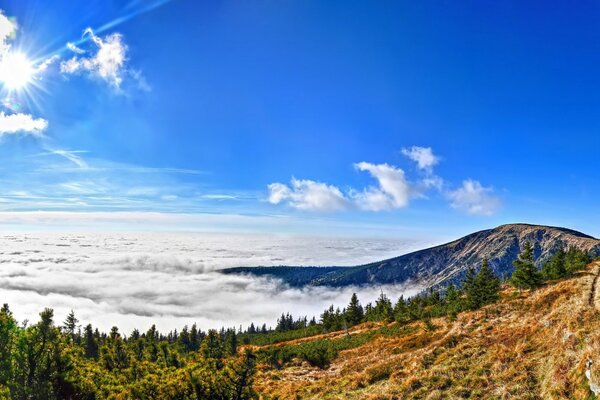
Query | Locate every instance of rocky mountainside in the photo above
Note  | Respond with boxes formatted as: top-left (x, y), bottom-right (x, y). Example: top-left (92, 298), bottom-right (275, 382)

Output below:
top-left (223, 224), bottom-right (600, 288)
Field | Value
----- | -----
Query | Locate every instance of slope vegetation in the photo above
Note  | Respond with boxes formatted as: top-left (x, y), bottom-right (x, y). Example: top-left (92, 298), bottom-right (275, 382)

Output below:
top-left (253, 262), bottom-right (600, 399)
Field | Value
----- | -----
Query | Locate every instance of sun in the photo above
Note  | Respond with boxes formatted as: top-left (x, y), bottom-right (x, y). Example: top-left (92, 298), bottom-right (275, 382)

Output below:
top-left (0, 52), bottom-right (34, 91)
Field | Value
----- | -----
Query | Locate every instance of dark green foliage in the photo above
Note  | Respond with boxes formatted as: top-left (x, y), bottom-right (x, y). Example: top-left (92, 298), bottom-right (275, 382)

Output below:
top-left (83, 324), bottom-right (98, 360)
top-left (344, 293), bottom-right (364, 326)
top-left (564, 246), bottom-right (591, 274)
top-left (365, 292), bottom-right (394, 322)
top-left (0, 307), bottom-right (258, 400)
top-left (542, 246), bottom-right (591, 281)
top-left (510, 242), bottom-right (542, 290)
top-left (257, 324), bottom-right (416, 369)
top-left (542, 247), bottom-right (567, 280)
top-left (465, 259), bottom-right (501, 309)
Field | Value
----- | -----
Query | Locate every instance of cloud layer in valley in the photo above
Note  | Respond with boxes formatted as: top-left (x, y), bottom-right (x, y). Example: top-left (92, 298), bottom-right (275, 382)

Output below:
top-left (0, 232), bottom-right (429, 332)
top-left (268, 146), bottom-right (502, 216)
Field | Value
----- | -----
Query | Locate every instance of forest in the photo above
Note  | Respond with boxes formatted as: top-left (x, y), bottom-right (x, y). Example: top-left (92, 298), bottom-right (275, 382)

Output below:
top-left (0, 244), bottom-right (591, 399)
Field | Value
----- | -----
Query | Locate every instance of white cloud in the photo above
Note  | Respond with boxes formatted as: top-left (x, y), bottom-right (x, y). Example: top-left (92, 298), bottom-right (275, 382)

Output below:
top-left (34, 55), bottom-right (59, 75)
top-left (0, 112), bottom-right (47, 136)
top-left (268, 178), bottom-right (349, 212)
top-left (447, 179), bottom-right (501, 216)
top-left (66, 42), bottom-right (85, 54)
top-left (268, 147), bottom-right (503, 216)
top-left (269, 163), bottom-right (415, 212)
top-left (353, 162), bottom-right (412, 211)
top-left (401, 146), bottom-right (439, 172)
top-left (0, 11), bottom-right (16, 55)
top-left (60, 28), bottom-right (128, 89)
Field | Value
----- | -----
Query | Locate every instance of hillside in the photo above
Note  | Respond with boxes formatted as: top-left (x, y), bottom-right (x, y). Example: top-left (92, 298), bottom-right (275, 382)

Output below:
top-left (252, 262), bottom-right (600, 399)
top-left (223, 224), bottom-right (600, 288)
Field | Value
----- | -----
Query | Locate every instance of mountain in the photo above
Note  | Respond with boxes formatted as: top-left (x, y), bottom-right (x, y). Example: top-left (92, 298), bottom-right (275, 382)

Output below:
top-left (222, 224), bottom-right (600, 288)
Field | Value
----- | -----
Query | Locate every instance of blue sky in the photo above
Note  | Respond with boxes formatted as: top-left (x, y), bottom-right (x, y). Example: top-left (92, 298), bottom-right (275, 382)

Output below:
top-left (0, 0), bottom-right (599, 239)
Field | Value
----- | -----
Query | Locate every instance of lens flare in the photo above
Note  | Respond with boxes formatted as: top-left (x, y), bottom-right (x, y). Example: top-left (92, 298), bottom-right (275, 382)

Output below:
top-left (0, 52), bottom-right (34, 91)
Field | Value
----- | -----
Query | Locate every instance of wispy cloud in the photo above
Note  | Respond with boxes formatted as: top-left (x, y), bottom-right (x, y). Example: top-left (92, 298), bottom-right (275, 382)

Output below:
top-left (447, 179), bottom-right (501, 216)
top-left (401, 146), bottom-right (439, 172)
top-left (66, 42), bottom-right (85, 55)
top-left (61, 28), bottom-right (128, 89)
top-left (43, 149), bottom-right (89, 168)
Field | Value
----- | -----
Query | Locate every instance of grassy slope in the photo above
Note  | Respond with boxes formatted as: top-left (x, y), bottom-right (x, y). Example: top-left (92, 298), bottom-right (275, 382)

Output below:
top-left (252, 262), bottom-right (600, 399)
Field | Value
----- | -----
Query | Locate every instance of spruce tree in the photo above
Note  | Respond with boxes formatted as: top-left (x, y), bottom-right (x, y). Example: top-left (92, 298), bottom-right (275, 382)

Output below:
top-left (463, 266), bottom-right (478, 309)
top-left (344, 293), bottom-right (364, 326)
top-left (374, 292), bottom-right (393, 322)
top-left (63, 310), bottom-right (78, 342)
top-left (83, 324), bottom-right (99, 359)
top-left (510, 242), bottom-right (542, 290)
top-left (444, 284), bottom-right (461, 318)
top-left (475, 258), bottom-right (501, 306)
top-left (541, 247), bottom-right (566, 280)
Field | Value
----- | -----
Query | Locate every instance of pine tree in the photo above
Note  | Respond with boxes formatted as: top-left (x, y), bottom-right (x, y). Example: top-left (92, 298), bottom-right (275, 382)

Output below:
top-left (374, 292), bottom-right (393, 322)
top-left (394, 295), bottom-right (410, 323)
top-left (565, 246), bottom-right (590, 274)
top-left (463, 266), bottom-right (476, 294)
top-left (475, 259), bottom-right (501, 306)
top-left (201, 329), bottom-right (224, 361)
top-left (444, 284), bottom-right (462, 317)
top-left (83, 324), bottom-right (99, 359)
top-left (344, 293), bottom-right (364, 326)
top-left (510, 242), bottom-right (542, 290)
top-left (463, 266), bottom-right (478, 309)
top-left (63, 310), bottom-right (78, 342)
top-left (541, 247), bottom-right (566, 280)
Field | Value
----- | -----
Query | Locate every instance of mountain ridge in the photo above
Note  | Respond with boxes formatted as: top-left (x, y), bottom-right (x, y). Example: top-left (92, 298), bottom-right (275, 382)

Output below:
top-left (222, 223), bottom-right (600, 288)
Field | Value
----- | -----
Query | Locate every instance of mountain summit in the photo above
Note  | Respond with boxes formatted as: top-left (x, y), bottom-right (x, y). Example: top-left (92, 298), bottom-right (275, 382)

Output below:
top-left (223, 224), bottom-right (600, 288)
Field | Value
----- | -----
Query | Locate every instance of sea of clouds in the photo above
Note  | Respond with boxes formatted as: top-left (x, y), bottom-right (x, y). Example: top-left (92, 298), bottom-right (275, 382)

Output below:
top-left (0, 232), bottom-right (432, 333)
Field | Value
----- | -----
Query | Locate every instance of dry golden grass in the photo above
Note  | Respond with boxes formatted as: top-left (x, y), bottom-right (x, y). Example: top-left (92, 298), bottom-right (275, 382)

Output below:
top-left (254, 262), bottom-right (600, 399)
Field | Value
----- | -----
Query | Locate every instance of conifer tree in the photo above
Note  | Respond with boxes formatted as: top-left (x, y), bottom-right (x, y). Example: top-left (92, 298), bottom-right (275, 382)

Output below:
top-left (565, 246), bottom-right (590, 274)
top-left (373, 292), bottom-right (393, 322)
top-left (201, 329), bottom-right (223, 361)
top-left (541, 247), bottom-right (566, 280)
top-left (444, 284), bottom-right (462, 317)
top-left (83, 324), bottom-right (99, 359)
top-left (475, 259), bottom-right (501, 306)
top-left (63, 310), bottom-right (78, 342)
top-left (394, 295), bottom-right (410, 323)
top-left (344, 293), bottom-right (364, 326)
top-left (510, 242), bottom-right (542, 290)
